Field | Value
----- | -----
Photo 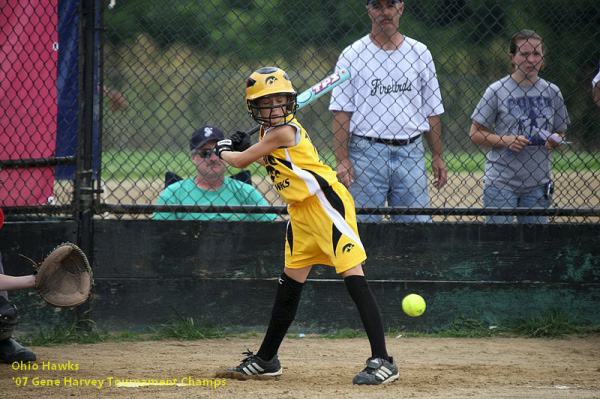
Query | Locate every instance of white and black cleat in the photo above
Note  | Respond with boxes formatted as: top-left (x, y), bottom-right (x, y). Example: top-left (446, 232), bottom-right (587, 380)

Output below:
top-left (353, 356), bottom-right (399, 385)
top-left (227, 350), bottom-right (282, 377)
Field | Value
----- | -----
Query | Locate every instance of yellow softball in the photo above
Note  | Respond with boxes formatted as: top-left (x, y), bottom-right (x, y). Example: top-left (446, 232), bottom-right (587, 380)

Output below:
top-left (402, 294), bottom-right (426, 317)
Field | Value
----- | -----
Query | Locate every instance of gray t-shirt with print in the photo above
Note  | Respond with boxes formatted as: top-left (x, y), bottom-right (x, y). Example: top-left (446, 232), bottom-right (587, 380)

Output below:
top-left (471, 76), bottom-right (570, 192)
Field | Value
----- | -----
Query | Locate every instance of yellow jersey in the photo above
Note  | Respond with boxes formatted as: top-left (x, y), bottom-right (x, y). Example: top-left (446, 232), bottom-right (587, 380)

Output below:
top-left (260, 118), bottom-right (338, 204)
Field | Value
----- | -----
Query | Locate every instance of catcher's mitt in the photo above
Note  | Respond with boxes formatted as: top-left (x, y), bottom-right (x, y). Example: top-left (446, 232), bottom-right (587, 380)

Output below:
top-left (34, 243), bottom-right (93, 308)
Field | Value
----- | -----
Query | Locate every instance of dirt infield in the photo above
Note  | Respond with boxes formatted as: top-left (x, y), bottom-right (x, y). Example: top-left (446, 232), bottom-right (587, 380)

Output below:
top-left (3, 335), bottom-right (599, 398)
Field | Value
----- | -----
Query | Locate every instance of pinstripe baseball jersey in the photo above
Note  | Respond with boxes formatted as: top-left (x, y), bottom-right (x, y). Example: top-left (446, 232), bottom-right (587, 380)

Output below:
top-left (259, 117), bottom-right (338, 204)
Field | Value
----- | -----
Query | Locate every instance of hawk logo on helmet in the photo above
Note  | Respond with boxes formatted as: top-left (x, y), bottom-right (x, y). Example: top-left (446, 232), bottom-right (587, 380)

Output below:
top-left (204, 127), bottom-right (213, 137)
top-left (265, 76), bottom-right (278, 85)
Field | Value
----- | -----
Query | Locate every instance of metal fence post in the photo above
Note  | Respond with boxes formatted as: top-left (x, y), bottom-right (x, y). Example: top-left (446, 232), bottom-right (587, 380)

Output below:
top-left (74, 0), bottom-right (98, 326)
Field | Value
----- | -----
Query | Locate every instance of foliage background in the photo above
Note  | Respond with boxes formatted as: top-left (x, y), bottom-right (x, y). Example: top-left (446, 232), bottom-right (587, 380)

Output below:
top-left (99, 0), bottom-right (600, 219)
top-left (103, 0), bottom-right (600, 151)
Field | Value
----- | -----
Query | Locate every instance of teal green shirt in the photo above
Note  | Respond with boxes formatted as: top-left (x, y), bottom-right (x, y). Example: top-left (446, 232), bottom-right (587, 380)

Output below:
top-left (153, 177), bottom-right (276, 221)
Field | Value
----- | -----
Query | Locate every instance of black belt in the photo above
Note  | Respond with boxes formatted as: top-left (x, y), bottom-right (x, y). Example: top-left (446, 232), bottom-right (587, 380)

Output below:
top-left (358, 135), bottom-right (421, 146)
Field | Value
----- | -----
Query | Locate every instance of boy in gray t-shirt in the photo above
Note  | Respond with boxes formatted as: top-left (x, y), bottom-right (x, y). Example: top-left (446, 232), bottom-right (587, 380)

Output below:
top-left (470, 30), bottom-right (570, 224)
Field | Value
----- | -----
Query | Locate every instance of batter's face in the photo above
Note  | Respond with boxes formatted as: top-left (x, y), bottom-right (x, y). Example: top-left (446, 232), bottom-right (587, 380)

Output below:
top-left (257, 95), bottom-right (289, 125)
top-left (511, 38), bottom-right (544, 80)
top-left (191, 141), bottom-right (225, 179)
top-left (368, 0), bottom-right (404, 35)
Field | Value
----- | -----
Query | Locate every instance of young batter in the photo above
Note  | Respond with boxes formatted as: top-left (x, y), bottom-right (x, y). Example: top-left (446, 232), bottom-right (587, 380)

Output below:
top-left (214, 67), bottom-right (398, 385)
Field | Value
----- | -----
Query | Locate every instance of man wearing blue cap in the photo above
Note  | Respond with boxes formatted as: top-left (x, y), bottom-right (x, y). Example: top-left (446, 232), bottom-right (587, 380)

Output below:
top-left (153, 125), bottom-right (275, 221)
top-left (330, 0), bottom-right (447, 223)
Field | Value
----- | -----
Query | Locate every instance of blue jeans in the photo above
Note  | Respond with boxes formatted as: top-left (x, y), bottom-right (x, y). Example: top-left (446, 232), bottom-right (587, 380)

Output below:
top-left (349, 135), bottom-right (431, 223)
top-left (483, 184), bottom-right (551, 224)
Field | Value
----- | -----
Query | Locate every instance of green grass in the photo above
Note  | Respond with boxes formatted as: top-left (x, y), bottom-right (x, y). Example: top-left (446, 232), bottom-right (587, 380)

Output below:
top-left (432, 316), bottom-right (498, 338)
top-left (385, 316), bottom-right (497, 339)
top-left (503, 311), bottom-right (599, 338)
top-left (21, 316), bottom-right (227, 347)
top-left (389, 312), bottom-right (600, 339)
top-left (322, 328), bottom-right (366, 339)
top-left (101, 149), bottom-right (600, 181)
top-left (18, 312), bottom-right (599, 347)
top-left (150, 315), bottom-right (228, 340)
top-left (428, 151), bottom-right (600, 174)
top-left (22, 317), bottom-right (103, 346)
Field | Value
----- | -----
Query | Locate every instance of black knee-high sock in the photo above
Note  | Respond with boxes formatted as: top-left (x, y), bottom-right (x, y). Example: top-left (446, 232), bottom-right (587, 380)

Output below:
top-left (344, 275), bottom-right (389, 361)
top-left (256, 272), bottom-right (304, 361)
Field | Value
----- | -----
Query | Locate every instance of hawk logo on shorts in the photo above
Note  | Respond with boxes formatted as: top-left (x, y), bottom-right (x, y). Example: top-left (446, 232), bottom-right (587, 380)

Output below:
top-left (265, 76), bottom-right (278, 85)
top-left (342, 243), bottom-right (355, 253)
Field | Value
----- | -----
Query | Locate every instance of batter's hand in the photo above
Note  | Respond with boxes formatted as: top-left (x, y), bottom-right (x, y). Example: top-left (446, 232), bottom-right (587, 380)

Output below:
top-left (431, 156), bottom-right (447, 189)
top-left (336, 158), bottom-right (354, 188)
top-left (231, 131), bottom-right (251, 152)
top-left (214, 139), bottom-right (233, 159)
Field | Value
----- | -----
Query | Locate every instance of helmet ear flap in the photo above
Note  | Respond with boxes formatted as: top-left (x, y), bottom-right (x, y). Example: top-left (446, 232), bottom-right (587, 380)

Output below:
top-left (286, 93), bottom-right (298, 114)
top-left (247, 99), bottom-right (259, 117)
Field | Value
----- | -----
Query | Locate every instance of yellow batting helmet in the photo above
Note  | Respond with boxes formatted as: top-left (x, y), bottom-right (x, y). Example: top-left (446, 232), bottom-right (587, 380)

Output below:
top-left (246, 67), bottom-right (297, 126)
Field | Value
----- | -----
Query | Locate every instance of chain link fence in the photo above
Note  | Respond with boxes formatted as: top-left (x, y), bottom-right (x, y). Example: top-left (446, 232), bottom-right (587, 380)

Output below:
top-left (2, 0), bottom-right (599, 223)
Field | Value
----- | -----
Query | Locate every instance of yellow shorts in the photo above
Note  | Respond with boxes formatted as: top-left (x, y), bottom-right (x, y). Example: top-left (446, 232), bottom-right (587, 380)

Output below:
top-left (285, 182), bottom-right (367, 274)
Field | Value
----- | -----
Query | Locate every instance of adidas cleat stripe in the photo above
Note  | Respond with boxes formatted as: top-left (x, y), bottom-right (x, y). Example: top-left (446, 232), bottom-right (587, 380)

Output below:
top-left (375, 371), bottom-right (387, 380)
top-left (353, 356), bottom-right (399, 385)
top-left (229, 352), bottom-right (282, 377)
top-left (245, 363), bottom-right (264, 374)
top-left (254, 363), bottom-right (264, 372)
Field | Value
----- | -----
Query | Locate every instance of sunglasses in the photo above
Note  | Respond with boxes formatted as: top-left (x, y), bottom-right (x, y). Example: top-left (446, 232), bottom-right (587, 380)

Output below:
top-left (194, 148), bottom-right (215, 159)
